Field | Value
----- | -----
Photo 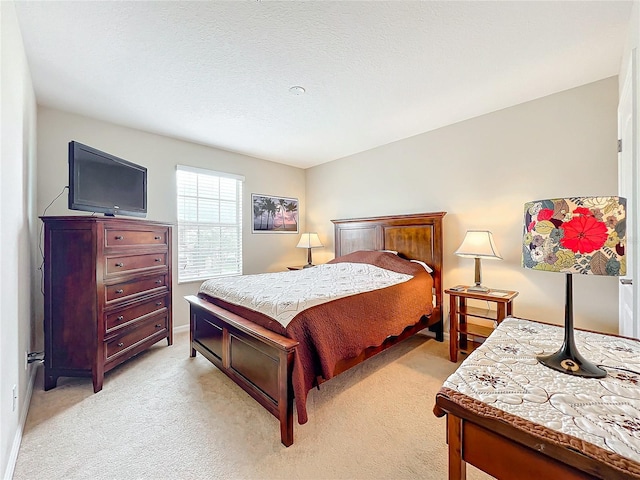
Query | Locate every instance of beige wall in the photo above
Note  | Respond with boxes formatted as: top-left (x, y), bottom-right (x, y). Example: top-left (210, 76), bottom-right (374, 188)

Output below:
top-left (306, 77), bottom-right (620, 334)
top-left (36, 108), bottom-right (306, 330)
top-left (1, 1), bottom-right (38, 477)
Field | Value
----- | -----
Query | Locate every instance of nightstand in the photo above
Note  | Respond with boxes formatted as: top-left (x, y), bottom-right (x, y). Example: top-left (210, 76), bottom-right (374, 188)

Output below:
top-left (446, 286), bottom-right (518, 362)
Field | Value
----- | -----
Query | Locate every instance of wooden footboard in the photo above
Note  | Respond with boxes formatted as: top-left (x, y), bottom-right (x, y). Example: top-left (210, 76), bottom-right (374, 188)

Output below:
top-left (188, 293), bottom-right (442, 446)
top-left (186, 294), bottom-right (298, 446)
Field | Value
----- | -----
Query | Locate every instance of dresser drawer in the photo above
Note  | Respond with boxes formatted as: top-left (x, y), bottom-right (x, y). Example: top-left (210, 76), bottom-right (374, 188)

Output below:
top-left (106, 252), bottom-right (167, 275)
top-left (106, 274), bottom-right (167, 303)
top-left (105, 313), bottom-right (168, 362)
top-left (105, 228), bottom-right (168, 248)
top-left (105, 295), bottom-right (169, 334)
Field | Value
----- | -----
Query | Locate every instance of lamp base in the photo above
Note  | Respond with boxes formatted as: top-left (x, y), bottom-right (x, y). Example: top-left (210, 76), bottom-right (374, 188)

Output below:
top-left (537, 349), bottom-right (606, 378)
top-left (536, 274), bottom-right (607, 379)
top-left (467, 284), bottom-right (489, 293)
top-left (302, 263), bottom-right (314, 268)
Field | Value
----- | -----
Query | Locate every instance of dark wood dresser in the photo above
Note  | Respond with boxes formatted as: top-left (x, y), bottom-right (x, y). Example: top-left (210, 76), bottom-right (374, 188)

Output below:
top-left (41, 216), bottom-right (173, 392)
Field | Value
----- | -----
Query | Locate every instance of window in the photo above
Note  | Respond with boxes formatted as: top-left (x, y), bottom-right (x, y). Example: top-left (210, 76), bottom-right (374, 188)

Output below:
top-left (176, 165), bottom-right (244, 283)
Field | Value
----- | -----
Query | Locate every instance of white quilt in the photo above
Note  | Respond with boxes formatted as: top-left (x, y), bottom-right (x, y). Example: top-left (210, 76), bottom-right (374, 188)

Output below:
top-left (198, 262), bottom-right (413, 328)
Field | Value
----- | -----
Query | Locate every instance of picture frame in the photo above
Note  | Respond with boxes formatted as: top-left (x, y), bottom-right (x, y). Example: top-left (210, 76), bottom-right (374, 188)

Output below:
top-left (251, 194), bottom-right (299, 233)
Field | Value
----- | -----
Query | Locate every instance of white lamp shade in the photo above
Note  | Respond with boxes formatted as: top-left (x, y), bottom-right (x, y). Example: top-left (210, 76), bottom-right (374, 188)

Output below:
top-left (454, 230), bottom-right (502, 260)
top-left (296, 232), bottom-right (323, 249)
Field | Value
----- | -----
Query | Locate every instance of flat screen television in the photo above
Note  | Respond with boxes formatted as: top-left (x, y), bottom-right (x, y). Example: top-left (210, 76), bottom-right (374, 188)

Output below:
top-left (68, 141), bottom-right (147, 217)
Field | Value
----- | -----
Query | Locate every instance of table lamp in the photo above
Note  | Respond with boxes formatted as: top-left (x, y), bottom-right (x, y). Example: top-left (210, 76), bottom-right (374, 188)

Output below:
top-left (522, 196), bottom-right (626, 378)
top-left (454, 230), bottom-right (502, 292)
top-left (296, 232), bottom-right (323, 268)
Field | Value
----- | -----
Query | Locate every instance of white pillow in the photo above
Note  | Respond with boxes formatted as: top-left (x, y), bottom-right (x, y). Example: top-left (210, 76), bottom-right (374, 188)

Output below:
top-left (410, 259), bottom-right (433, 273)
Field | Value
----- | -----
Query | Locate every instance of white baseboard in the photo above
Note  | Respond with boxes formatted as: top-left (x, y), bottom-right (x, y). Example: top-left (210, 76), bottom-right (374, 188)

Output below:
top-left (4, 363), bottom-right (37, 480)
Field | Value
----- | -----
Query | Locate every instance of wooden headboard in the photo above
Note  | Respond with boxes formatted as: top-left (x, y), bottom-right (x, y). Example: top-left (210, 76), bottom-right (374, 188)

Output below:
top-left (331, 212), bottom-right (446, 324)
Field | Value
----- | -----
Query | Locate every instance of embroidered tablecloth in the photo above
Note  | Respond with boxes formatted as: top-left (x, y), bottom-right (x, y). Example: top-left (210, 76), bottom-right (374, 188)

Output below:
top-left (442, 317), bottom-right (640, 471)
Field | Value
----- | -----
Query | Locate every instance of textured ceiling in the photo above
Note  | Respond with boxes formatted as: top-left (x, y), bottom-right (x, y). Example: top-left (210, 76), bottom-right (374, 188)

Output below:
top-left (14, 1), bottom-right (633, 168)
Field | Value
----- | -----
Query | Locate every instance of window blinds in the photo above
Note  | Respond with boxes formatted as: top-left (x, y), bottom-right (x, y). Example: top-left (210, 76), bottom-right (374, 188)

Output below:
top-left (176, 165), bottom-right (244, 283)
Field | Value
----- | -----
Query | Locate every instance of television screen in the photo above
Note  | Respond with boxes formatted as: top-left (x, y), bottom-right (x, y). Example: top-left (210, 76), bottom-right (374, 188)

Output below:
top-left (68, 141), bottom-right (147, 217)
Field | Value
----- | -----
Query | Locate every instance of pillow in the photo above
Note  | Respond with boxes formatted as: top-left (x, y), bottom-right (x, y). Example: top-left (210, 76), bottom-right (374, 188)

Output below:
top-left (377, 250), bottom-right (432, 273)
top-left (329, 250), bottom-right (433, 276)
top-left (410, 259), bottom-right (433, 273)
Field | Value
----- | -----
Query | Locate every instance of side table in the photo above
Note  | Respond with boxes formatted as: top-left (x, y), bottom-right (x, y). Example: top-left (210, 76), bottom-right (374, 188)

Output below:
top-left (446, 286), bottom-right (518, 362)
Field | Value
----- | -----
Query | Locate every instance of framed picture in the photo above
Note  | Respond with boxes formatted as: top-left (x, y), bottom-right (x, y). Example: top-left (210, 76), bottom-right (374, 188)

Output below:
top-left (252, 194), bottom-right (299, 233)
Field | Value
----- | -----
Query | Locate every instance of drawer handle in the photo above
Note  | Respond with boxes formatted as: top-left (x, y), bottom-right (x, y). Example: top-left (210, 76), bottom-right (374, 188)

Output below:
top-left (117, 342), bottom-right (124, 347)
top-left (117, 315), bottom-right (124, 321)
top-left (155, 302), bottom-right (163, 306)
top-left (154, 236), bottom-right (161, 240)
top-left (155, 324), bottom-right (162, 328)
top-left (155, 280), bottom-right (162, 285)
top-left (115, 262), bottom-right (124, 267)
top-left (154, 258), bottom-right (162, 262)
top-left (115, 235), bottom-right (124, 240)
top-left (115, 289), bottom-right (124, 294)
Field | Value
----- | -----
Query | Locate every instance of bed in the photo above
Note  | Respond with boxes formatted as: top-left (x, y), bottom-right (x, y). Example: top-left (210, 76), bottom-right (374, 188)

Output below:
top-left (185, 212), bottom-right (445, 446)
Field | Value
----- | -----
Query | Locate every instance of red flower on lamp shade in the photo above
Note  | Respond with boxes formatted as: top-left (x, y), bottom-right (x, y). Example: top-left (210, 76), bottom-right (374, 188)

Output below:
top-left (560, 215), bottom-right (608, 254)
top-left (537, 208), bottom-right (554, 221)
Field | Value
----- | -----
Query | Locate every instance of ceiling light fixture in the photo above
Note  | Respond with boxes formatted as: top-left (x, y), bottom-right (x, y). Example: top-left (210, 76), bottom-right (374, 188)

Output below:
top-left (289, 86), bottom-right (306, 95)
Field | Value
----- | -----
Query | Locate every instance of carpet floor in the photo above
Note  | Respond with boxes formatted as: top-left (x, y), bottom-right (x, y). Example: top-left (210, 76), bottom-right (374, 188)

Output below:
top-left (13, 331), bottom-right (492, 479)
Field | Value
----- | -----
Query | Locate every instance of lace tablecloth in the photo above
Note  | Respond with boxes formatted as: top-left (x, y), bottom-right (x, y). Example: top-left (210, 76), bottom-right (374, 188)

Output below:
top-left (441, 317), bottom-right (640, 474)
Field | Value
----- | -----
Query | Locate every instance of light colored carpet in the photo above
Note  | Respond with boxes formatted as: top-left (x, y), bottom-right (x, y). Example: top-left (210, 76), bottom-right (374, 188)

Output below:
top-left (13, 331), bottom-right (492, 480)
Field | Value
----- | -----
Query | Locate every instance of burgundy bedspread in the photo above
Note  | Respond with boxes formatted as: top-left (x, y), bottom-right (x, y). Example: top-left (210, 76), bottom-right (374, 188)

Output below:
top-left (198, 250), bottom-right (434, 424)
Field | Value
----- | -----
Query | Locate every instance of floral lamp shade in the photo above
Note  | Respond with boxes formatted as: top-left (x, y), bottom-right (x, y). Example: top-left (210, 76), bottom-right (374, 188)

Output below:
top-left (522, 196), bottom-right (626, 277)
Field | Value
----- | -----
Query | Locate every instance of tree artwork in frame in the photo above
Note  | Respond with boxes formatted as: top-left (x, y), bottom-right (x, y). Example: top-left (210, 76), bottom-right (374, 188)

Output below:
top-left (252, 194), bottom-right (299, 233)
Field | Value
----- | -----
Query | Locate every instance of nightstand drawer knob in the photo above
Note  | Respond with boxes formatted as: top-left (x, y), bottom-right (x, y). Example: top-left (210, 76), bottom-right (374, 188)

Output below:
top-left (117, 342), bottom-right (124, 347)
top-left (154, 236), bottom-right (161, 240)
top-left (155, 280), bottom-right (162, 285)
top-left (117, 315), bottom-right (124, 321)
top-left (115, 289), bottom-right (124, 294)
top-left (154, 258), bottom-right (161, 262)
top-left (155, 324), bottom-right (162, 328)
top-left (115, 235), bottom-right (124, 240)
top-left (115, 262), bottom-right (124, 267)
top-left (156, 302), bottom-right (163, 306)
